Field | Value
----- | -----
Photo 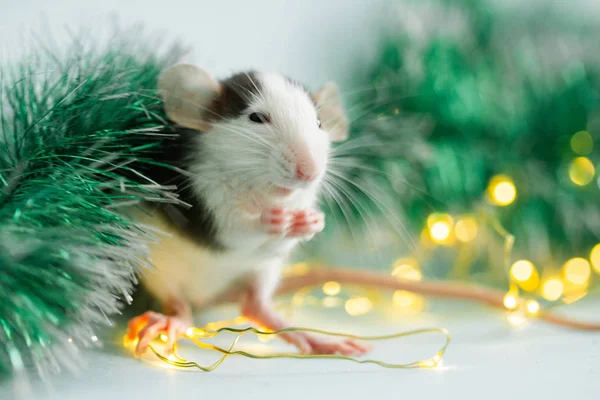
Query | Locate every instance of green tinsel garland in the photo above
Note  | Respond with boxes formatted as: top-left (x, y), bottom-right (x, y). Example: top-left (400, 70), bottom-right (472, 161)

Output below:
top-left (311, 0), bottom-right (600, 289)
top-left (0, 28), bottom-right (183, 379)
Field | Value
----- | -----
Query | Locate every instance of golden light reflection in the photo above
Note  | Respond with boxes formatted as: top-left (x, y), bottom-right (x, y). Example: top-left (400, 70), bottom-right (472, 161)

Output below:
top-left (563, 257), bottom-right (591, 285)
top-left (487, 175), bottom-right (517, 206)
top-left (569, 157), bottom-right (595, 186)
top-left (455, 217), bottom-right (478, 242)
top-left (570, 130), bottom-right (593, 155)
top-left (345, 296), bottom-right (373, 316)
top-left (322, 281), bottom-right (341, 296)
top-left (541, 278), bottom-right (564, 301)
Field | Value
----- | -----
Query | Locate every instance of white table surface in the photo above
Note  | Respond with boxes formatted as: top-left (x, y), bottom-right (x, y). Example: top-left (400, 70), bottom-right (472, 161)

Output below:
top-left (2, 296), bottom-right (599, 400)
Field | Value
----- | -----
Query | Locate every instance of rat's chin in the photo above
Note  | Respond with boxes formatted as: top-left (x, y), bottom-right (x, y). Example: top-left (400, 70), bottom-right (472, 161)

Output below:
top-left (269, 183), bottom-right (297, 197)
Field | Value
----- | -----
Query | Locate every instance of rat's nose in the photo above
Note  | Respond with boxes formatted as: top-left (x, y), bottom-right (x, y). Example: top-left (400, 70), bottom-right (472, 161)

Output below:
top-left (295, 160), bottom-right (317, 182)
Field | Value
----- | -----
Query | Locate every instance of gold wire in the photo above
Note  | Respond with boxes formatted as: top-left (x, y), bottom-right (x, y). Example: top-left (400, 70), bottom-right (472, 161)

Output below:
top-left (146, 325), bottom-right (451, 371)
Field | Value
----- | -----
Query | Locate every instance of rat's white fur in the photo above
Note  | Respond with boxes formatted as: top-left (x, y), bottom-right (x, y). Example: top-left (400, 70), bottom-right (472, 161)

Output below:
top-left (137, 71), bottom-right (342, 308)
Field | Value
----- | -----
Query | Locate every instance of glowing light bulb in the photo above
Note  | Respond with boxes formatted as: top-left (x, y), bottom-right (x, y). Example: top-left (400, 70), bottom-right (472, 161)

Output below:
top-left (322, 296), bottom-right (342, 308)
top-left (510, 260), bottom-right (534, 281)
top-left (570, 130), bottom-right (593, 155)
top-left (431, 222), bottom-right (451, 241)
top-left (67, 338), bottom-right (73, 343)
top-left (506, 311), bottom-right (527, 326)
top-left (541, 278), bottom-right (564, 301)
top-left (186, 328), bottom-right (195, 337)
top-left (289, 262), bottom-right (309, 276)
top-left (503, 293), bottom-right (518, 310)
top-left (344, 296), bottom-right (372, 316)
top-left (589, 244), bottom-right (600, 274)
top-left (427, 213), bottom-right (453, 243)
top-left (487, 175), bottom-right (517, 206)
top-left (420, 353), bottom-right (443, 368)
top-left (569, 157), bottom-right (595, 186)
top-left (563, 257), bottom-right (591, 285)
top-left (160, 334), bottom-right (168, 342)
top-left (454, 217), bottom-right (478, 242)
top-left (322, 281), bottom-right (341, 296)
top-left (526, 300), bottom-right (540, 316)
top-left (392, 260), bottom-right (422, 281)
top-left (510, 260), bottom-right (540, 291)
top-left (393, 290), bottom-right (415, 307)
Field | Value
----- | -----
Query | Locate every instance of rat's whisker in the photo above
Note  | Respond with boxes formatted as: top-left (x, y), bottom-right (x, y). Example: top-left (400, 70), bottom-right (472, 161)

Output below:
top-left (328, 158), bottom-right (440, 207)
top-left (322, 176), bottom-right (386, 267)
top-left (326, 168), bottom-right (416, 250)
top-left (319, 177), bottom-right (368, 260)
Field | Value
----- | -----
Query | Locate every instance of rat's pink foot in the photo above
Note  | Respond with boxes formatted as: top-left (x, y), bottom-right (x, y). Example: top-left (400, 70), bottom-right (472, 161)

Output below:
top-left (126, 311), bottom-right (191, 356)
top-left (241, 291), bottom-right (370, 356)
top-left (260, 208), bottom-right (324, 239)
top-left (275, 330), bottom-right (371, 356)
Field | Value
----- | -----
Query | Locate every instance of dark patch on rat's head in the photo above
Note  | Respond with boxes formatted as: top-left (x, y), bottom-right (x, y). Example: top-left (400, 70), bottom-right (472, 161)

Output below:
top-left (207, 71), bottom-right (262, 122)
top-left (206, 71), bottom-right (315, 122)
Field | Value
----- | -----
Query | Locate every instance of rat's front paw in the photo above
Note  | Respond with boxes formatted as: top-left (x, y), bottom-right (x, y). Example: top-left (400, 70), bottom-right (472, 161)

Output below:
top-left (260, 208), bottom-right (324, 240)
top-left (260, 207), bottom-right (294, 235)
top-left (287, 209), bottom-right (325, 240)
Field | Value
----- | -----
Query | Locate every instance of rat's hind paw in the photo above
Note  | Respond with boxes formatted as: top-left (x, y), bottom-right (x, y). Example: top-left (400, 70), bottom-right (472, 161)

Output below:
top-left (127, 311), bottom-right (191, 356)
top-left (304, 333), bottom-right (372, 356)
top-left (279, 330), bottom-right (371, 356)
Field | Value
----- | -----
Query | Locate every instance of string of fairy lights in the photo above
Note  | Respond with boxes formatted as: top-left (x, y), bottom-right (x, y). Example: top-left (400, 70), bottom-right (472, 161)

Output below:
top-left (287, 128), bottom-right (599, 323)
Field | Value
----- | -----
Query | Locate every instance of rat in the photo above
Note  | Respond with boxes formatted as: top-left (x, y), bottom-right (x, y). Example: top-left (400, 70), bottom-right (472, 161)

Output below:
top-left (126, 64), bottom-right (600, 358)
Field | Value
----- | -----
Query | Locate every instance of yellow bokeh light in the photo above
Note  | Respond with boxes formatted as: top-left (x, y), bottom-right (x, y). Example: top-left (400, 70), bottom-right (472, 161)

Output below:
top-left (506, 311), bottom-right (527, 327)
top-left (345, 296), bottom-right (373, 316)
top-left (563, 291), bottom-right (587, 305)
top-left (503, 293), bottom-right (518, 310)
top-left (392, 262), bottom-right (422, 281)
top-left (430, 222), bottom-right (451, 242)
top-left (563, 257), bottom-right (591, 285)
top-left (393, 290), bottom-right (414, 307)
top-left (322, 281), bottom-right (341, 296)
top-left (526, 300), bottom-right (540, 316)
top-left (510, 260), bottom-right (539, 291)
top-left (392, 290), bottom-right (425, 315)
top-left (322, 296), bottom-right (342, 308)
top-left (510, 260), bottom-right (534, 281)
top-left (487, 175), bottom-right (517, 206)
top-left (570, 130), bottom-right (593, 155)
top-left (420, 353), bottom-right (443, 368)
top-left (590, 244), bottom-right (600, 274)
top-left (541, 278), bottom-right (564, 301)
top-left (426, 214), bottom-right (453, 243)
top-left (455, 217), bottom-right (478, 242)
top-left (569, 157), bottom-right (595, 186)
top-left (159, 334), bottom-right (168, 342)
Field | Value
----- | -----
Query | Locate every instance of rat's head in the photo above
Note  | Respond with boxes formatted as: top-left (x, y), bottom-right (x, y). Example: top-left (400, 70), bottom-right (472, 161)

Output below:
top-left (158, 64), bottom-right (348, 199)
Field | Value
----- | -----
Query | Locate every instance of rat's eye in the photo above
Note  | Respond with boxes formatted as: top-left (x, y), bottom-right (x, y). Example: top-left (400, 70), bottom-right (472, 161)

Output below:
top-left (249, 112), bottom-right (270, 123)
top-left (317, 119), bottom-right (322, 128)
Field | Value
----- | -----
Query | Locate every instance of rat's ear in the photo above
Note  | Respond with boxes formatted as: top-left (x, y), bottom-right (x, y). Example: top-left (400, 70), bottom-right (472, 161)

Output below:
top-left (158, 64), bottom-right (221, 132)
top-left (314, 82), bottom-right (349, 142)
